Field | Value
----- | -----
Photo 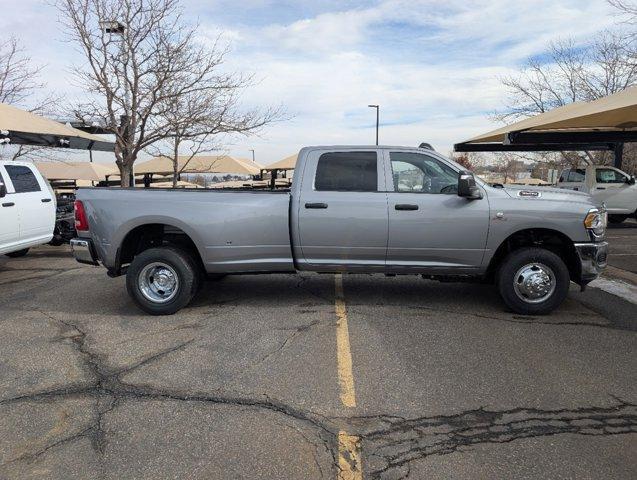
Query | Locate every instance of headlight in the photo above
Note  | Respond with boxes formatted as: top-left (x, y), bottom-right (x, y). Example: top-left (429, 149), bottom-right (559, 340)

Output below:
top-left (584, 208), bottom-right (607, 238)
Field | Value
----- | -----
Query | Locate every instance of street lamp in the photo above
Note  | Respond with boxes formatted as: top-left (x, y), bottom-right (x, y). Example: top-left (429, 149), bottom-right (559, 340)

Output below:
top-left (249, 149), bottom-right (256, 162)
top-left (100, 20), bottom-right (134, 186)
top-left (368, 104), bottom-right (379, 145)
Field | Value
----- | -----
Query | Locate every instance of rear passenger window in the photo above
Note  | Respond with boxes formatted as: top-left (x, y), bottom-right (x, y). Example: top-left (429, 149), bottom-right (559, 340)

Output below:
top-left (5, 165), bottom-right (41, 193)
top-left (567, 169), bottom-right (586, 182)
top-left (315, 152), bottom-right (378, 192)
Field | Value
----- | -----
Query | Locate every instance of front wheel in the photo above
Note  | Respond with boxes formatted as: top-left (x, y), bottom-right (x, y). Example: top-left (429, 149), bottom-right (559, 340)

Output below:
top-left (6, 248), bottom-right (29, 258)
top-left (497, 248), bottom-right (570, 315)
top-left (126, 246), bottom-right (200, 315)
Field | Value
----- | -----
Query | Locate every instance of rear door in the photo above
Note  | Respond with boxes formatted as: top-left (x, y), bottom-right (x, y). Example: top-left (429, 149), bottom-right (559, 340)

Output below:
top-left (592, 167), bottom-right (636, 213)
top-left (558, 168), bottom-right (587, 192)
top-left (296, 149), bottom-right (388, 271)
top-left (4, 164), bottom-right (55, 244)
top-left (384, 150), bottom-right (490, 271)
top-left (0, 166), bottom-right (21, 252)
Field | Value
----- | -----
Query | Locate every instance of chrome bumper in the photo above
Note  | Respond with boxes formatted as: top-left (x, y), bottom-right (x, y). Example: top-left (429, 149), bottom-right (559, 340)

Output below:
top-left (70, 238), bottom-right (99, 266)
top-left (574, 241), bottom-right (608, 284)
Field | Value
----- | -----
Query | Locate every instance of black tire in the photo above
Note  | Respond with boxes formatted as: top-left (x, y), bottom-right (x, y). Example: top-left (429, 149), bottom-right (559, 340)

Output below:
top-left (608, 214), bottom-right (628, 224)
top-left (497, 247), bottom-right (570, 315)
top-left (126, 246), bottom-right (200, 315)
top-left (6, 248), bottom-right (29, 258)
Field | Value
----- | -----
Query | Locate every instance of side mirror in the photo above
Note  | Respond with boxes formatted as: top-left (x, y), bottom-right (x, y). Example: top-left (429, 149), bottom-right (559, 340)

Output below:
top-left (627, 176), bottom-right (635, 185)
top-left (0, 182), bottom-right (6, 198)
top-left (458, 171), bottom-right (482, 199)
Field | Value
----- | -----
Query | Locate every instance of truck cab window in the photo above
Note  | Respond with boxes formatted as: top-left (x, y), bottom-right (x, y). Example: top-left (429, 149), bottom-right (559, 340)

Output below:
top-left (4, 165), bottom-right (41, 193)
top-left (390, 152), bottom-right (457, 194)
top-left (596, 168), bottom-right (626, 184)
top-left (315, 152), bottom-right (377, 191)
top-left (567, 169), bottom-right (586, 182)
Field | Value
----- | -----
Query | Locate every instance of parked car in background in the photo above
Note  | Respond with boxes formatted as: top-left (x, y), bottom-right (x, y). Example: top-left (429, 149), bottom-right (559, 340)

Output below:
top-left (0, 160), bottom-right (56, 257)
top-left (72, 146), bottom-right (608, 316)
top-left (558, 165), bottom-right (636, 223)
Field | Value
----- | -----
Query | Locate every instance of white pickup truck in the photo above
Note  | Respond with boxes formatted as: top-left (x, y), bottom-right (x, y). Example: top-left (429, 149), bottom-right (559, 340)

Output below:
top-left (558, 165), bottom-right (636, 223)
top-left (0, 160), bottom-right (56, 257)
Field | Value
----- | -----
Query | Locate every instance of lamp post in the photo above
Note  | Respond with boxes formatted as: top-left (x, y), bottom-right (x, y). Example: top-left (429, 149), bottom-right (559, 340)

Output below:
top-left (368, 104), bottom-right (379, 145)
top-left (249, 149), bottom-right (256, 162)
top-left (100, 20), bottom-right (134, 186)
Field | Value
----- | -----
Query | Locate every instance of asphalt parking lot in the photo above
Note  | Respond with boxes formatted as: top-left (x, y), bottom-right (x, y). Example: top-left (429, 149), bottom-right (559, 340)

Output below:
top-left (0, 236), bottom-right (635, 479)
top-left (607, 218), bottom-right (637, 274)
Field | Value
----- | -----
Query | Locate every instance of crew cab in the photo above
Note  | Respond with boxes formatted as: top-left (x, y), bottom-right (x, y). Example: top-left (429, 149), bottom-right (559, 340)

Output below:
top-left (558, 165), bottom-right (636, 223)
top-left (0, 160), bottom-right (56, 257)
top-left (71, 146), bottom-right (608, 315)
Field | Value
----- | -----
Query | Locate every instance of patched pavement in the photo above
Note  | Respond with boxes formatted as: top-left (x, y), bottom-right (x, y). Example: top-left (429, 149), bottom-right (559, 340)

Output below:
top-left (0, 246), bottom-right (635, 479)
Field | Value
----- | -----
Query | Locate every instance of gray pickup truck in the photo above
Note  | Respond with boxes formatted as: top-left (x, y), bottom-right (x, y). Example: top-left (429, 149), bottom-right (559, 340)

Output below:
top-left (71, 146), bottom-right (608, 315)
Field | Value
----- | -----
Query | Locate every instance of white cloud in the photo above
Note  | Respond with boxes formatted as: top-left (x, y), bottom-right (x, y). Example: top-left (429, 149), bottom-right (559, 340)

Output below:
top-left (0, 0), bottom-right (623, 164)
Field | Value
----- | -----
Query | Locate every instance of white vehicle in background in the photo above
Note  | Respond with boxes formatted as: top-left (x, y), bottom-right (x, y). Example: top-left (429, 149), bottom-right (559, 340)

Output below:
top-left (558, 165), bottom-right (637, 223)
top-left (0, 160), bottom-right (56, 257)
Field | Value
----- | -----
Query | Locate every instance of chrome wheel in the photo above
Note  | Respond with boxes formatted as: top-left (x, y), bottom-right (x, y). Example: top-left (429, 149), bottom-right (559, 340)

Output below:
top-left (513, 263), bottom-right (556, 304)
top-left (138, 262), bottom-right (179, 304)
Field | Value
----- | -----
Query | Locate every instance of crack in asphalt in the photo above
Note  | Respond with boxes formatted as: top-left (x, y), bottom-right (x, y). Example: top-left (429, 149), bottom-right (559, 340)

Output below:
top-left (2, 309), bottom-right (635, 479)
top-left (352, 401), bottom-right (637, 480)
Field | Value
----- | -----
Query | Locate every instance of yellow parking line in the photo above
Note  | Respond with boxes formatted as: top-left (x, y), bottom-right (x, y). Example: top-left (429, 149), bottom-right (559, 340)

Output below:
top-left (338, 431), bottom-right (362, 480)
top-left (335, 274), bottom-right (356, 407)
top-left (334, 274), bottom-right (362, 480)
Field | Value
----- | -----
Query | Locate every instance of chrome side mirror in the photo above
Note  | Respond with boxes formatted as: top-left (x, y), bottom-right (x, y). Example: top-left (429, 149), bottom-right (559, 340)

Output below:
top-left (0, 182), bottom-right (6, 198)
top-left (458, 171), bottom-right (482, 199)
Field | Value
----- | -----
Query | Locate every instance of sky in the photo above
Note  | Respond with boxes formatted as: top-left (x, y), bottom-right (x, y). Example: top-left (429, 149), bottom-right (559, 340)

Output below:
top-left (0, 0), bottom-right (622, 165)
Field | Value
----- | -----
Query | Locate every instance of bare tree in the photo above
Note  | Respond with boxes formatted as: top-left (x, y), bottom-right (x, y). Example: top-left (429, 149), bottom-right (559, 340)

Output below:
top-left (0, 37), bottom-right (58, 160)
top-left (609, 0), bottom-right (637, 26)
top-left (493, 154), bottom-right (525, 184)
top-left (494, 30), bottom-right (637, 170)
top-left (57, 0), bottom-right (276, 186)
top-left (496, 32), bottom-right (636, 122)
top-left (150, 49), bottom-right (281, 187)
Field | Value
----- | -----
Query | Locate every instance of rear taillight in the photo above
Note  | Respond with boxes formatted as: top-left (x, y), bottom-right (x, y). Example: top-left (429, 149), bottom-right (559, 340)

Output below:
top-left (74, 200), bottom-right (89, 231)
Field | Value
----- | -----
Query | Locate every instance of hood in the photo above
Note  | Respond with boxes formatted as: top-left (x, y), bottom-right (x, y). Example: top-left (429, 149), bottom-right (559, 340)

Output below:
top-left (500, 184), bottom-right (599, 206)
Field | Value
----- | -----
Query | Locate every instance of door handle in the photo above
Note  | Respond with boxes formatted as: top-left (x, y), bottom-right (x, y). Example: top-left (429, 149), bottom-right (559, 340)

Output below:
top-left (596, 187), bottom-right (606, 190)
top-left (2, 202), bottom-right (15, 207)
top-left (395, 204), bottom-right (419, 210)
top-left (41, 198), bottom-right (52, 202)
top-left (305, 202), bottom-right (328, 209)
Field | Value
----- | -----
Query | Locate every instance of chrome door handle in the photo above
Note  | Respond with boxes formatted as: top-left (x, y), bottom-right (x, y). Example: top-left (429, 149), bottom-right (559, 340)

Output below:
top-left (2, 202), bottom-right (15, 207)
top-left (41, 198), bottom-right (52, 202)
top-left (395, 204), bottom-right (419, 210)
top-left (305, 202), bottom-right (328, 209)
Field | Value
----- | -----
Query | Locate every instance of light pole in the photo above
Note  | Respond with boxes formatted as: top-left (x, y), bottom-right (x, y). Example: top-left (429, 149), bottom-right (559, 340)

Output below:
top-left (368, 104), bottom-right (379, 145)
top-left (100, 20), bottom-right (134, 186)
top-left (249, 149), bottom-right (256, 162)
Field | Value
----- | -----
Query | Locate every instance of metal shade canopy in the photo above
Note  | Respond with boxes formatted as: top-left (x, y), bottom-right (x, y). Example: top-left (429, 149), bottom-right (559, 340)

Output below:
top-left (135, 155), bottom-right (262, 175)
top-left (34, 161), bottom-right (119, 182)
top-left (454, 86), bottom-right (637, 163)
top-left (0, 103), bottom-right (115, 151)
top-left (263, 153), bottom-right (298, 171)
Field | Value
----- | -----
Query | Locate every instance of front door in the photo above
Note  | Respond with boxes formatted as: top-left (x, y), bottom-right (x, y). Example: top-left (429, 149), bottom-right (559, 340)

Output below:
top-left (296, 149), bottom-right (388, 271)
top-left (384, 150), bottom-right (490, 272)
top-left (0, 167), bottom-right (20, 252)
top-left (592, 167), bottom-right (636, 214)
top-left (4, 164), bottom-right (54, 244)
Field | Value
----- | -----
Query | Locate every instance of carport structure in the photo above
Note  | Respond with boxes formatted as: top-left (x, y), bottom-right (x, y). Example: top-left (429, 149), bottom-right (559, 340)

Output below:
top-left (262, 153), bottom-right (298, 189)
top-left (454, 86), bottom-right (637, 169)
top-left (0, 102), bottom-right (114, 152)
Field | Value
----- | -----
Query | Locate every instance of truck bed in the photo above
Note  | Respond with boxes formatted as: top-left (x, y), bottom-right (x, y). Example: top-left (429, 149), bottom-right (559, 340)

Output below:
top-left (77, 187), bottom-right (295, 273)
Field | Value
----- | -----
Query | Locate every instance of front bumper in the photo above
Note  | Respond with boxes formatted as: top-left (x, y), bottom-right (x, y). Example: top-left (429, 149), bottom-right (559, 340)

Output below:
top-left (70, 238), bottom-right (99, 266)
top-left (574, 241), bottom-right (608, 284)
